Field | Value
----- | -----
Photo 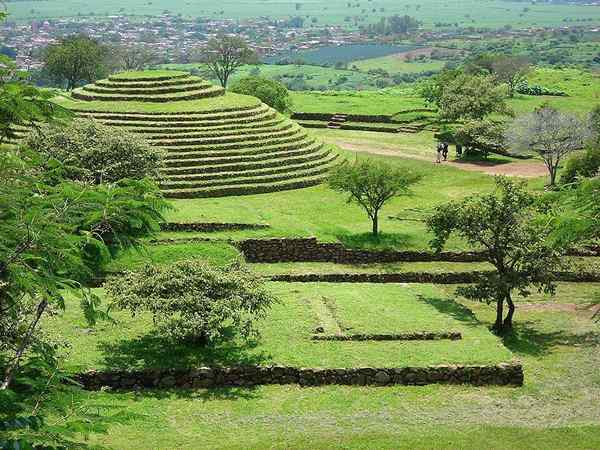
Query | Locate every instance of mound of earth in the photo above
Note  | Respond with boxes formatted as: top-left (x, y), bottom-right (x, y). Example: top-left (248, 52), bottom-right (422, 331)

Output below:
top-left (60, 70), bottom-right (337, 198)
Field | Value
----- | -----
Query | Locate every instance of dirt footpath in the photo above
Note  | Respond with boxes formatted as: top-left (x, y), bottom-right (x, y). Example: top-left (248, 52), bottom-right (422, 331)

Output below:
top-left (327, 138), bottom-right (548, 178)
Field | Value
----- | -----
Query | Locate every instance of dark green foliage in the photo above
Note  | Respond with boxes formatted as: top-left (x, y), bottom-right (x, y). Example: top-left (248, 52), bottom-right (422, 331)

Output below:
top-left (0, 56), bottom-right (71, 145)
top-left (229, 76), bottom-right (292, 113)
top-left (329, 159), bottom-right (421, 236)
top-left (26, 119), bottom-right (164, 184)
top-left (43, 35), bottom-right (109, 90)
top-left (454, 119), bottom-right (506, 157)
top-left (105, 259), bottom-right (276, 345)
top-left (0, 147), bottom-right (168, 390)
top-left (561, 146), bottom-right (600, 184)
top-left (516, 81), bottom-right (567, 97)
top-left (427, 178), bottom-right (563, 333)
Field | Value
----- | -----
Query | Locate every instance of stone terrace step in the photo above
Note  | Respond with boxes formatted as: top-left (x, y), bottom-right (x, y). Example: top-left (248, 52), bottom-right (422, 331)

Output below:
top-left (71, 85), bottom-right (225, 102)
top-left (163, 141), bottom-right (321, 167)
top-left (145, 121), bottom-right (294, 140)
top-left (163, 138), bottom-right (319, 160)
top-left (96, 76), bottom-right (202, 89)
top-left (161, 147), bottom-right (332, 176)
top-left (151, 124), bottom-right (301, 146)
top-left (160, 160), bottom-right (337, 190)
top-left (162, 173), bottom-right (329, 198)
top-left (163, 152), bottom-right (339, 183)
top-left (72, 104), bottom-right (269, 120)
top-left (82, 82), bottom-right (215, 96)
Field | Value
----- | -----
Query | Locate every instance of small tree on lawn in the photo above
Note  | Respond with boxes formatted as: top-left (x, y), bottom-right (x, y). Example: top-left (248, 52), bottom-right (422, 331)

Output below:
top-left (200, 36), bottom-right (258, 88)
top-left (506, 106), bottom-right (592, 187)
top-left (329, 159), bottom-right (421, 236)
top-left (105, 259), bottom-right (276, 345)
top-left (426, 177), bottom-right (563, 334)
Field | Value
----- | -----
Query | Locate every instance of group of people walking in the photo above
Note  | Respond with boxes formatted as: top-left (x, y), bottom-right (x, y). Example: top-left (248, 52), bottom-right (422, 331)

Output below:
top-left (435, 141), bottom-right (463, 163)
top-left (436, 141), bottom-right (449, 163)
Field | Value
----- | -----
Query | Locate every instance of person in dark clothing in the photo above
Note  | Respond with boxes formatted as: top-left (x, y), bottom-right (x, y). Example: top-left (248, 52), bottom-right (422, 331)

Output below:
top-left (436, 142), bottom-right (443, 163)
top-left (456, 144), bottom-right (463, 158)
top-left (442, 142), bottom-right (449, 161)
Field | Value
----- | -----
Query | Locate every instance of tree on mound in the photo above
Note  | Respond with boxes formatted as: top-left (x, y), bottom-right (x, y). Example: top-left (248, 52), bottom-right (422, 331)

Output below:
top-left (200, 36), bottom-right (258, 88)
top-left (329, 159), bottom-right (421, 236)
top-left (229, 76), bottom-right (292, 113)
top-left (426, 177), bottom-right (563, 334)
top-left (105, 259), bottom-right (276, 345)
top-left (26, 119), bottom-right (164, 184)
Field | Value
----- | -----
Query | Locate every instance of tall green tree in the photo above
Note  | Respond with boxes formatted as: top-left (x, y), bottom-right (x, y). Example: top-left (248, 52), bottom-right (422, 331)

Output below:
top-left (427, 177), bottom-right (563, 334)
top-left (200, 36), bottom-right (258, 88)
top-left (43, 35), bottom-right (108, 90)
top-left (329, 159), bottom-right (421, 236)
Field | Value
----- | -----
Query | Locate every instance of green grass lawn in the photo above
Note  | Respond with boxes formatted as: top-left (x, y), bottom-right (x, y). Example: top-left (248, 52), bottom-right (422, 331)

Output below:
top-left (46, 283), bottom-right (513, 373)
top-left (291, 88), bottom-right (427, 114)
top-left (353, 56), bottom-right (445, 74)
top-left (509, 67), bottom-right (600, 115)
top-left (47, 281), bottom-right (600, 449)
top-left (162, 149), bottom-right (545, 250)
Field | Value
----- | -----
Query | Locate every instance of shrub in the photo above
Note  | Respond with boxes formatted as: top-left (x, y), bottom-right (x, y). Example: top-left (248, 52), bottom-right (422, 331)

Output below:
top-left (516, 81), bottom-right (567, 97)
top-left (26, 119), bottom-right (164, 184)
top-left (105, 259), bottom-right (276, 345)
top-left (561, 146), bottom-right (600, 184)
top-left (229, 76), bottom-right (292, 113)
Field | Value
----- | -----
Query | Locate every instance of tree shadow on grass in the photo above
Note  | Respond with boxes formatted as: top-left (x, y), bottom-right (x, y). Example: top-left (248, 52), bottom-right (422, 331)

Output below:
top-left (336, 231), bottom-right (415, 250)
top-left (98, 329), bottom-right (272, 372)
top-left (417, 295), bottom-right (482, 327)
top-left (502, 321), bottom-right (600, 357)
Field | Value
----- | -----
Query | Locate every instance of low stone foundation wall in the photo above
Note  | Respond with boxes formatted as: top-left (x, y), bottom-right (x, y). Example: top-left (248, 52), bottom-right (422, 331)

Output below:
top-left (237, 237), bottom-right (487, 263)
top-left (269, 271), bottom-right (600, 284)
top-left (270, 272), bottom-right (484, 284)
top-left (160, 222), bottom-right (270, 232)
top-left (75, 362), bottom-right (523, 390)
top-left (311, 331), bottom-right (462, 341)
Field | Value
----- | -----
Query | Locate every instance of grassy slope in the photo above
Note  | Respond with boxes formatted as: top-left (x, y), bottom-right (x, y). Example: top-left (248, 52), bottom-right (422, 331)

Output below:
top-left (162, 149), bottom-right (545, 250)
top-left (291, 67), bottom-right (600, 115)
top-left (53, 282), bottom-right (600, 449)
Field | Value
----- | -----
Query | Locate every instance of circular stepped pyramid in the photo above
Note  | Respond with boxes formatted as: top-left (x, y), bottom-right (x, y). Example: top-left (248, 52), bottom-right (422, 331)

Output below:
top-left (62, 70), bottom-right (338, 198)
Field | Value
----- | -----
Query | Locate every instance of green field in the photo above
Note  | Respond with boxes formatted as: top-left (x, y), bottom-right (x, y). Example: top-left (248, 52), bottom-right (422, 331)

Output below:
top-left (44, 281), bottom-right (600, 449)
top-left (8, 0), bottom-right (600, 28)
top-left (353, 56), bottom-right (445, 74)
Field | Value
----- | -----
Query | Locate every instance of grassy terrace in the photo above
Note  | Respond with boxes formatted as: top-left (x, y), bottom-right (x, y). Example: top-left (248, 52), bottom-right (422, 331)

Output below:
top-left (46, 283), bottom-right (513, 372)
top-left (54, 91), bottom-right (260, 113)
top-left (57, 71), bottom-right (338, 198)
top-left (160, 151), bottom-right (545, 250)
top-left (48, 281), bottom-right (600, 449)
